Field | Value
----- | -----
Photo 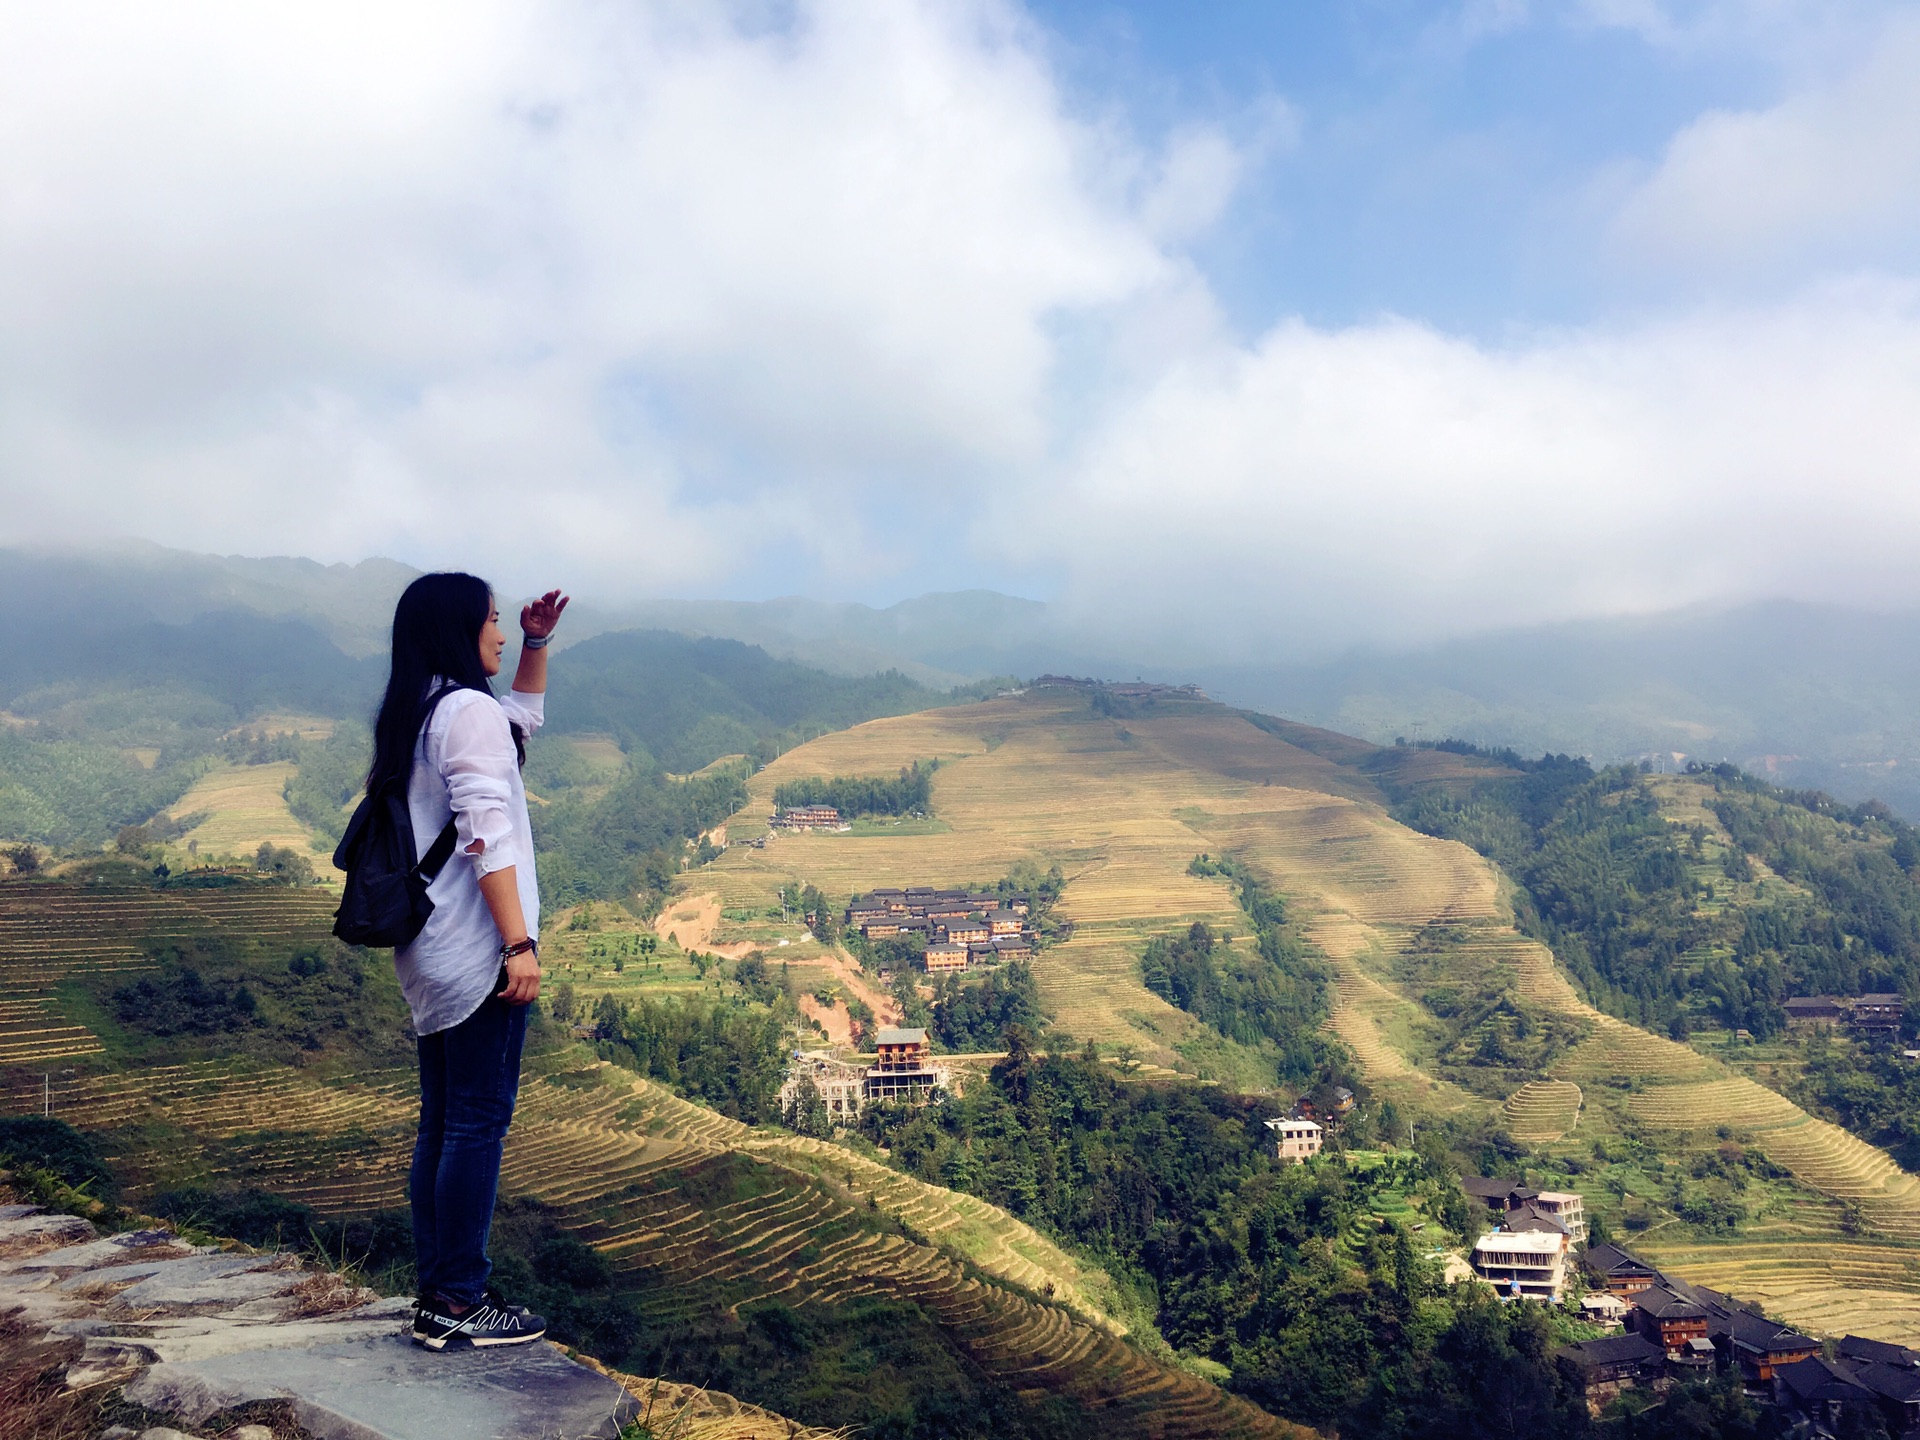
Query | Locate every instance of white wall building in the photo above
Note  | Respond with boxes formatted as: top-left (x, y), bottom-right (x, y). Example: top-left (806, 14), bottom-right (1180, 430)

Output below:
top-left (1471, 1229), bottom-right (1570, 1302)
top-left (1263, 1117), bottom-right (1324, 1164)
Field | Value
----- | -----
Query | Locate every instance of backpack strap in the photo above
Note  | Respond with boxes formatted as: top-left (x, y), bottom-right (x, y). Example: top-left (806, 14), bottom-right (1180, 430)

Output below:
top-left (412, 680), bottom-right (467, 885)
top-left (416, 819), bottom-right (460, 884)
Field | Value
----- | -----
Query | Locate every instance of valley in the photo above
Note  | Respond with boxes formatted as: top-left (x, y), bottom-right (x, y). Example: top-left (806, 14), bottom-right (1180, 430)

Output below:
top-left (15, 684), bottom-right (1920, 1434)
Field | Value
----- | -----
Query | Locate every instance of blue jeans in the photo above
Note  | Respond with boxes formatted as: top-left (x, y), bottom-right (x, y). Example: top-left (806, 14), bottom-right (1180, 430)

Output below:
top-left (410, 989), bottom-right (528, 1306)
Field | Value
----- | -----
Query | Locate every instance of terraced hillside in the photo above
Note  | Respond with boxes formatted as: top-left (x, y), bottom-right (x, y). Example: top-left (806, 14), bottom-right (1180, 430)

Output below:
top-left (0, 874), bottom-right (1301, 1440)
top-left (688, 690), bottom-right (1920, 1344)
top-left (0, 876), bottom-right (339, 1067)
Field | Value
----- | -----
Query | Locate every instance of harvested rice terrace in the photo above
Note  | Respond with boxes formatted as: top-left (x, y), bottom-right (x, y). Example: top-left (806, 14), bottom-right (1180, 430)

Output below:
top-left (1, 1031), bottom-right (1292, 1437)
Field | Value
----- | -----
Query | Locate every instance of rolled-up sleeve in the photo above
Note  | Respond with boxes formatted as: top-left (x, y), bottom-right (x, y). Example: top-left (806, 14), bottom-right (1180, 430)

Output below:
top-left (439, 698), bottom-right (520, 876)
top-left (498, 688), bottom-right (545, 734)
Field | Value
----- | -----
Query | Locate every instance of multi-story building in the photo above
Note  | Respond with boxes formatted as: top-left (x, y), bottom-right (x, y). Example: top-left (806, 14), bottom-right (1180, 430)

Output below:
top-left (1263, 1117), bottom-right (1323, 1164)
top-left (1471, 1229), bottom-right (1570, 1302)
top-left (865, 1026), bottom-right (945, 1102)
top-left (925, 942), bottom-right (968, 974)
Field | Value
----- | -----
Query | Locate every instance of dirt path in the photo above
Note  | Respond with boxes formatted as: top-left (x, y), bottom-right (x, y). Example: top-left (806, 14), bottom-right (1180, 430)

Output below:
top-left (817, 945), bottom-right (903, 1030)
top-left (798, 993), bottom-right (853, 1045)
top-left (652, 892), bottom-right (758, 959)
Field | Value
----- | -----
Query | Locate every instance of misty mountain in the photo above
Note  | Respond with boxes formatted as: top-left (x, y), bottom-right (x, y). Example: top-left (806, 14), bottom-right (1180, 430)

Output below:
top-left (1196, 602), bottom-right (1920, 818)
top-left (14, 543), bottom-right (1920, 818)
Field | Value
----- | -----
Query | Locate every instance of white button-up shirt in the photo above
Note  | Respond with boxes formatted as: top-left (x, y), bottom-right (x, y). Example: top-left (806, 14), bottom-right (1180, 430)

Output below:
top-left (394, 686), bottom-right (544, 1035)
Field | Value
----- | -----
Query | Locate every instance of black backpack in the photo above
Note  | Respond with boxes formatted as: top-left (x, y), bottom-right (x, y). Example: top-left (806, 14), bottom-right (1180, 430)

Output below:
top-left (331, 685), bottom-right (461, 949)
top-left (331, 785), bottom-right (458, 949)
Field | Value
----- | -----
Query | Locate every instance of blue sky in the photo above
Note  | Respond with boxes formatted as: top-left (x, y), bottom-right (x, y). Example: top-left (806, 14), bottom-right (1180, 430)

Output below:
top-left (4, 1), bottom-right (1920, 654)
top-left (1027, 1), bottom-right (1875, 331)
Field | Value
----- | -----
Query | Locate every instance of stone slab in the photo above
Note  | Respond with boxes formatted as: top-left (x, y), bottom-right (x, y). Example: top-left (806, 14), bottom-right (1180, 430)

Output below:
top-left (0, 1210), bottom-right (97, 1256)
top-left (112, 1253), bottom-right (302, 1308)
top-left (56, 1257), bottom-right (193, 1290)
top-left (25, 1229), bottom-right (193, 1271)
top-left (126, 1336), bottom-right (641, 1440)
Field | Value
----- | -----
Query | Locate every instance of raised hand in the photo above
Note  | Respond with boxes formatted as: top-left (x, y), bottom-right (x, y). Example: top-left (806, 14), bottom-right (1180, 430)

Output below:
top-left (521, 589), bottom-right (569, 639)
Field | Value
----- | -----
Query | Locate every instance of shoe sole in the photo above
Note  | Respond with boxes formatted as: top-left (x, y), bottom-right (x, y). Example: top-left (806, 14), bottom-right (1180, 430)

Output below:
top-left (412, 1325), bottom-right (546, 1351)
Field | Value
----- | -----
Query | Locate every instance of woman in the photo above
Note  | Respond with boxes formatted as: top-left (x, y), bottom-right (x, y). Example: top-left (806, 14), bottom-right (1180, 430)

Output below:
top-left (366, 572), bottom-right (567, 1351)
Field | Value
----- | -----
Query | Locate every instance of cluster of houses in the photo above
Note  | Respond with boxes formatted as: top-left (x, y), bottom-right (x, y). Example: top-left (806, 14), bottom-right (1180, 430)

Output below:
top-left (1560, 1242), bottom-right (1920, 1429)
top-left (778, 1026), bottom-right (948, 1122)
top-left (1784, 993), bottom-right (1905, 1034)
top-left (846, 888), bottom-right (1036, 973)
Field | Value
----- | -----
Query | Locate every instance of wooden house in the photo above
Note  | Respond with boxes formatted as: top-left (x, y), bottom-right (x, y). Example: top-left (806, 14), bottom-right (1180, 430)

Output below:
top-left (924, 943), bottom-right (968, 974)
top-left (1581, 1243), bottom-right (1661, 1296)
top-left (1784, 996), bottom-right (1847, 1029)
top-left (1774, 1356), bottom-right (1878, 1431)
top-left (778, 804), bottom-right (843, 829)
top-left (1628, 1285), bottom-right (1710, 1352)
top-left (1853, 993), bottom-right (1905, 1034)
top-left (943, 918), bottom-right (990, 945)
top-left (865, 1026), bottom-right (944, 1103)
top-left (986, 910), bottom-right (1025, 936)
top-left (1554, 1335), bottom-right (1665, 1412)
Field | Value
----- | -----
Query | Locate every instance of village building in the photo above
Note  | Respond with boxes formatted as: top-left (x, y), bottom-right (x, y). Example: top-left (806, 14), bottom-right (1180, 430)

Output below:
top-left (1775, 1356), bottom-right (1879, 1431)
top-left (1290, 1087), bottom-right (1356, 1124)
top-left (1263, 1116), bottom-right (1324, 1164)
top-left (986, 909), bottom-right (1024, 937)
top-left (778, 1053), bottom-right (869, 1123)
top-left (924, 942), bottom-right (968, 974)
top-left (1462, 1179), bottom-right (1587, 1243)
top-left (1783, 993), bottom-right (1907, 1034)
top-left (1839, 1336), bottom-right (1920, 1370)
top-left (943, 918), bottom-right (991, 945)
top-left (992, 937), bottom-right (1033, 961)
top-left (1554, 1335), bottom-right (1667, 1413)
top-left (1784, 996), bottom-right (1848, 1028)
top-left (1628, 1285), bottom-right (1711, 1353)
top-left (774, 803), bottom-right (846, 831)
top-left (1470, 1229), bottom-right (1569, 1302)
top-left (1581, 1242), bottom-right (1662, 1296)
top-left (1579, 1292), bottom-right (1630, 1326)
top-left (1853, 993), bottom-right (1905, 1033)
top-left (865, 1026), bottom-right (945, 1102)
top-left (1718, 1305), bottom-right (1821, 1384)
top-left (1851, 1363), bottom-right (1920, 1433)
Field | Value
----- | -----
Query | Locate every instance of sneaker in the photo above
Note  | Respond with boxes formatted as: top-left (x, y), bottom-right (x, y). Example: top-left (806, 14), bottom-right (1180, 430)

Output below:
top-left (412, 1292), bottom-right (548, 1350)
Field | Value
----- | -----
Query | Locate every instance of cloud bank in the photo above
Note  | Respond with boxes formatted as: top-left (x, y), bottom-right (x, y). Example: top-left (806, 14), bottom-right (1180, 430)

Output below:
top-left (3, 0), bottom-right (1919, 656)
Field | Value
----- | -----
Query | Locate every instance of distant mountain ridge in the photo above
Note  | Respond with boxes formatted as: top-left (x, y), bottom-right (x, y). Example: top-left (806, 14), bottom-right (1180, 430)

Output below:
top-left (11, 542), bottom-right (1920, 816)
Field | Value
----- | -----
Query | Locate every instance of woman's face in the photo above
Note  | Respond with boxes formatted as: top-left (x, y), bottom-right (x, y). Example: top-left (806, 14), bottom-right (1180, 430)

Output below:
top-left (478, 599), bottom-right (507, 677)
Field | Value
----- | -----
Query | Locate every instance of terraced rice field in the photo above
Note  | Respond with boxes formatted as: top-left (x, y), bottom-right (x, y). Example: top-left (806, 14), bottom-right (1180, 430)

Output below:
top-left (1502, 1080), bottom-right (1583, 1142)
top-left (701, 694), bottom-right (1509, 1057)
top-left (1637, 1230), bottom-right (1920, 1343)
top-left (0, 879), bottom-right (340, 1072)
top-left (167, 760), bottom-right (323, 861)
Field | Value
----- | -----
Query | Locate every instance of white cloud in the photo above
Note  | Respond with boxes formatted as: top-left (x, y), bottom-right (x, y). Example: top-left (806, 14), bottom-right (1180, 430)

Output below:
top-left (0, 0), bottom-right (1187, 589)
top-left (6, 0), bottom-right (1920, 659)
top-left (1609, 12), bottom-right (1920, 276)
top-left (1032, 278), bottom-right (1920, 654)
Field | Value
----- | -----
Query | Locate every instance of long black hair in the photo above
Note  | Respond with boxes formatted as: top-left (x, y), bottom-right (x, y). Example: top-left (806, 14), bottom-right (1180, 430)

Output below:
top-left (368, 572), bottom-right (519, 791)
